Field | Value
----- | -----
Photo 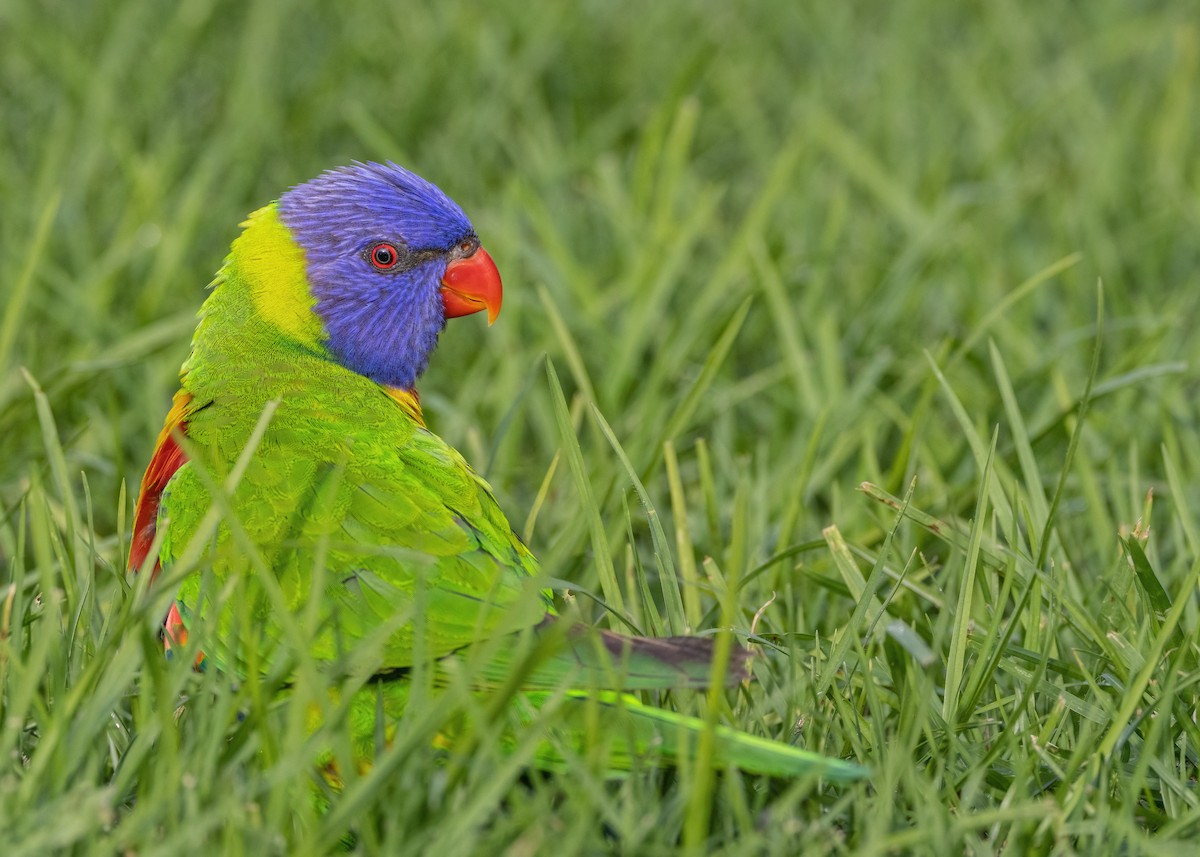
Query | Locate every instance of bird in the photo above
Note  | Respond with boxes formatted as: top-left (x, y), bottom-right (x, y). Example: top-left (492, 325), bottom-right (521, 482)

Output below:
top-left (129, 161), bottom-right (864, 782)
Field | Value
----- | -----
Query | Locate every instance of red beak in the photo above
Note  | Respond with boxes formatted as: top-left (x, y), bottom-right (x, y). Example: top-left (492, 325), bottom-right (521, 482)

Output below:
top-left (441, 247), bottom-right (502, 325)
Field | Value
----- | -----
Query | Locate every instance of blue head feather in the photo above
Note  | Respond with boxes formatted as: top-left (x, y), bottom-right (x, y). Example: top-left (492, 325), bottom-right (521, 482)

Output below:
top-left (278, 162), bottom-right (476, 389)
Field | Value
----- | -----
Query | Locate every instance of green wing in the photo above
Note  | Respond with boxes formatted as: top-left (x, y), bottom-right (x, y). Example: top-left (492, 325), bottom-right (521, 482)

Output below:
top-left (157, 381), bottom-right (549, 675)
top-left (155, 358), bottom-right (753, 694)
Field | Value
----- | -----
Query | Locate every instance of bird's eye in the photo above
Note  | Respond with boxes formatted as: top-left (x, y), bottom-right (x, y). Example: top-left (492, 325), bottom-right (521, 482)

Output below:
top-left (458, 239), bottom-right (474, 254)
top-left (369, 243), bottom-right (399, 270)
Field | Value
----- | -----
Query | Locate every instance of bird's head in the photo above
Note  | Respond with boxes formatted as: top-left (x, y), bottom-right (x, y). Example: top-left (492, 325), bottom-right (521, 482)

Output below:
top-left (267, 161), bottom-right (502, 390)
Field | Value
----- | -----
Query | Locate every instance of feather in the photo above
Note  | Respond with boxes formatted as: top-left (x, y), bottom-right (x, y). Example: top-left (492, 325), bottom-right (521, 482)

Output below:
top-left (129, 389), bottom-right (195, 577)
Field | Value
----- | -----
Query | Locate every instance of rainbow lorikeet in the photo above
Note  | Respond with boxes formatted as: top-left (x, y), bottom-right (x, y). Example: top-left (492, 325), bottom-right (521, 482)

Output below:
top-left (129, 162), bottom-right (863, 781)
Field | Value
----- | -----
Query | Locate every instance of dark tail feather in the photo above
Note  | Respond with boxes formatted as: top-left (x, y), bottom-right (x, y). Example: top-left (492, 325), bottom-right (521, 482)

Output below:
top-left (470, 618), bottom-right (751, 691)
top-left (592, 627), bottom-right (751, 687)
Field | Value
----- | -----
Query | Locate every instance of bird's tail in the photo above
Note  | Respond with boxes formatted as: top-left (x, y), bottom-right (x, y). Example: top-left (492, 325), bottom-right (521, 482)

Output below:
top-left (327, 668), bottom-right (866, 785)
top-left (461, 622), bottom-right (865, 778)
top-left (514, 689), bottom-right (866, 780)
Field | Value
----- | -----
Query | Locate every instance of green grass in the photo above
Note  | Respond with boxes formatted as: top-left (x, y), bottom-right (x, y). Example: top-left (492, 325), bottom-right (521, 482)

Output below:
top-left (2, 0), bottom-right (1199, 853)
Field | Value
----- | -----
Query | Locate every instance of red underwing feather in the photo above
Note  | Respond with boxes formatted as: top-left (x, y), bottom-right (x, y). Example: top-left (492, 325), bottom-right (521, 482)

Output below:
top-left (129, 389), bottom-right (193, 578)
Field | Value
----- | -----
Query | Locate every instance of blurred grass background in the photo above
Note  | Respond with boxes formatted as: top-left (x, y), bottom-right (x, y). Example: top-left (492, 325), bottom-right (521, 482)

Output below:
top-left (2, 0), bottom-right (1199, 853)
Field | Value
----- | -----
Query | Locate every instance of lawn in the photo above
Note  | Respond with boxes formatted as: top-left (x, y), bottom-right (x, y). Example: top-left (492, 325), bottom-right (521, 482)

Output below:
top-left (2, 1), bottom-right (1198, 853)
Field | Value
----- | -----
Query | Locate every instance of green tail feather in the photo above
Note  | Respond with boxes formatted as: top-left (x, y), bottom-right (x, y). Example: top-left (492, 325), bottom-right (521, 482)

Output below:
top-left (512, 690), bottom-right (866, 780)
top-left (420, 622), bottom-right (865, 779)
top-left (339, 680), bottom-right (865, 782)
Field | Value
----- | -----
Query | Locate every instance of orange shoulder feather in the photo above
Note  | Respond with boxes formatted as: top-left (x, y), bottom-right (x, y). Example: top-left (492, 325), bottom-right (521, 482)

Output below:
top-left (129, 389), bottom-right (194, 577)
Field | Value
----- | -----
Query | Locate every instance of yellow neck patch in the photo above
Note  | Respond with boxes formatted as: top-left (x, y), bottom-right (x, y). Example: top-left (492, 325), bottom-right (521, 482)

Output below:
top-left (232, 204), bottom-right (326, 349)
top-left (383, 386), bottom-right (425, 426)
